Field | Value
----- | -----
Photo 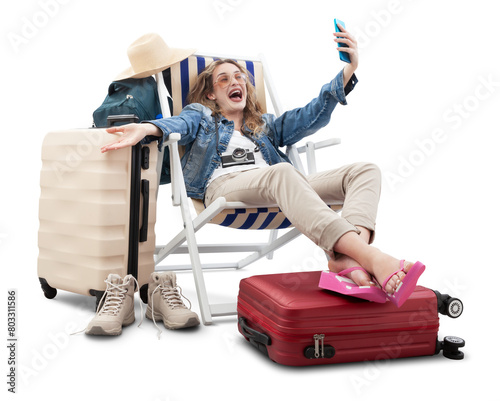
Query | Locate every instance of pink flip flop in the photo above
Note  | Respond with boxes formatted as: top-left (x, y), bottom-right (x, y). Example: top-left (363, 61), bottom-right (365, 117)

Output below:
top-left (382, 260), bottom-right (426, 308)
top-left (319, 267), bottom-right (388, 303)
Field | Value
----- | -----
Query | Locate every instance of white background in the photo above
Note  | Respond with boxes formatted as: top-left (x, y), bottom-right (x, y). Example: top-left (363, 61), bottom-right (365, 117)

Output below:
top-left (2, 0), bottom-right (499, 400)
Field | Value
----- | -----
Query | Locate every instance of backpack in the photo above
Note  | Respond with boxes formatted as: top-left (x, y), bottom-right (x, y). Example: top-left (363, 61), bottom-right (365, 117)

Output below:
top-left (92, 77), bottom-right (172, 184)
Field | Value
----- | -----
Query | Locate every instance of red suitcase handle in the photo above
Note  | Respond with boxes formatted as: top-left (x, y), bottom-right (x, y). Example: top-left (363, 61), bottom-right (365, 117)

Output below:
top-left (238, 318), bottom-right (271, 346)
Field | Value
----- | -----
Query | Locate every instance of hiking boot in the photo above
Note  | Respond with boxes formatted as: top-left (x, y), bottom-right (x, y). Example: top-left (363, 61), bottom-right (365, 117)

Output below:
top-left (146, 272), bottom-right (200, 330)
top-left (85, 274), bottom-right (136, 336)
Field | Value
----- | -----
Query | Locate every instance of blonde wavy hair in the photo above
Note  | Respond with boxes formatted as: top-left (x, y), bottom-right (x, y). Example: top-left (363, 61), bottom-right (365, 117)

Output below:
top-left (186, 59), bottom-right (265, 136)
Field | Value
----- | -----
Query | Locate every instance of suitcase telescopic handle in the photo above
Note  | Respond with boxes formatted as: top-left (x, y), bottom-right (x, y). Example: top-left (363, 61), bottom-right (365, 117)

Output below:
top-left (106, 114), bottom-right (140, 127)
top-left (238, 317), bottom-right (271, 346)
top-left (139, 179), bottom-right (149, 242)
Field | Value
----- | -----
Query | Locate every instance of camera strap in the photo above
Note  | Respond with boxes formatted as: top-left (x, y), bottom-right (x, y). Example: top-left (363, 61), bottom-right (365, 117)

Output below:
top-left (214, 114), bottom-right (260, 156)
top-left (243, 132), bottom-right (261, 153)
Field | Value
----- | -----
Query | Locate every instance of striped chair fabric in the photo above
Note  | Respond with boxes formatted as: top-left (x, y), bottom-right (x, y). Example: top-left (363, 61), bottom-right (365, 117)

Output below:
top-left (191, 200), bottom-right (343, 230)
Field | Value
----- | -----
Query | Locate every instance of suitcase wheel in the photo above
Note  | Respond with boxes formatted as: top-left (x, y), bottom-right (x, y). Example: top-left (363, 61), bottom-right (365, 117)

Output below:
top-left (433, 290), bottom-right (464, 318)
top-left (442, 336), bottom-right (465, 360)
top-left (89, 289), bottom-right (105, 311)
top-left (446, 298), bottom-right (463, 318)
top-left (140, 284), bottom-right (149, 304)
top-left (39, 278), bottom-right (57, 299)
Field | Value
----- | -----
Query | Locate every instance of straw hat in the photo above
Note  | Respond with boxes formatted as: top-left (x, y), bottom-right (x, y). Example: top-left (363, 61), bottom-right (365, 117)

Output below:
top-left (115, 33), bottom-right (196, 81)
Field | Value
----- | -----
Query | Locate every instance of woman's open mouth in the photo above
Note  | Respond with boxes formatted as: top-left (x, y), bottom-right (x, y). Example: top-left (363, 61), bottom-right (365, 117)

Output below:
top-left (228, 88), bottom-right (243, 102)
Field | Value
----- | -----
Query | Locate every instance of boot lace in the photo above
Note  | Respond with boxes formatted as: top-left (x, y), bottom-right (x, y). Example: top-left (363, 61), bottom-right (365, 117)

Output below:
top-left (149, 281), bottom-right (192, 339)
top-left (160, 284), bottom-right (191, 310)
top-left (98, 278), bottom-right (129, 315)
top-left (71, 275), bottom-right (143, 336)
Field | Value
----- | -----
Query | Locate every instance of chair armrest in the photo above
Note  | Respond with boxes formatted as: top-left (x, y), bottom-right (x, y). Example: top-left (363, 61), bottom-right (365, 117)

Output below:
top-left (295, 137), bottom-right (341, 175)
top-left (295, 137), bottom-right (341, 154)
top-left (162, 132), bottom-right (181, 149)
top-left (161, 132), bottom-right (182, 206)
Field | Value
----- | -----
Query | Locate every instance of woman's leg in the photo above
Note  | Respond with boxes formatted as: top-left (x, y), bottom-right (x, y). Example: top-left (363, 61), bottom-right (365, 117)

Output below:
top-left (204, 163), bottom-right (408, 294)
top-left (325, 226), bottom-right (375, 286)
top-left (307, 162), bottom-right (381, 243)
top-left (205, 163), bottom-right (360, 250)
top-left (307, 162), bottom-right (381, 285)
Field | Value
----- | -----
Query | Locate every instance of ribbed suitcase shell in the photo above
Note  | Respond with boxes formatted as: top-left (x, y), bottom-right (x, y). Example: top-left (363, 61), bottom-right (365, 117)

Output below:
top-left (37, 128), bottom-right (157, 296)
top-left (237, 271), bottom-right (440, 366)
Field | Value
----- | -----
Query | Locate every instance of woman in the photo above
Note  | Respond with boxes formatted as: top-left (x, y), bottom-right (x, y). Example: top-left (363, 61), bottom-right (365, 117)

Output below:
top-left (101, 25), bottom-right (425, 307)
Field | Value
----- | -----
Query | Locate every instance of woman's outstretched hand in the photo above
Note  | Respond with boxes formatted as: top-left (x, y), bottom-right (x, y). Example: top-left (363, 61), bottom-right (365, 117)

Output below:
top-left (333, 22), bottom-right (359, 84)
top-left (100, 123), bottom-right (161, 153)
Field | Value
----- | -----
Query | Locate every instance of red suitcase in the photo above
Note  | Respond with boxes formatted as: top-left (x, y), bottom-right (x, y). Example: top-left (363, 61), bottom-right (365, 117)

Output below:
top-left (237, 271), bottom-right (464, 366)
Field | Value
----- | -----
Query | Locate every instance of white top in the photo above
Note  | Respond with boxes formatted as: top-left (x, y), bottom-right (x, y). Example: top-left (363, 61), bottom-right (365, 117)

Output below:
top-left (207, 130), bottom-right (269, 187)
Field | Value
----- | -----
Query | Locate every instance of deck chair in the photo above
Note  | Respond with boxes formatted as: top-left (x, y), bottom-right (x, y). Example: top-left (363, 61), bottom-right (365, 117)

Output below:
top-left (152, 53), bottom-right (342, 325)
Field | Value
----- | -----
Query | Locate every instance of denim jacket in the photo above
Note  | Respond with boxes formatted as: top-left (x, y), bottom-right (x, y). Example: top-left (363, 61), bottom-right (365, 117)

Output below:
top-left (143, 69), bottom-right (357, 199)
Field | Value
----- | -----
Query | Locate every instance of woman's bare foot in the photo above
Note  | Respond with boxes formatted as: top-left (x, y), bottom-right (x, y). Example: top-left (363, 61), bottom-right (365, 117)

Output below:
top-left (326, 251), bottom-right (376, 287)
top-left (365, 252), bottom-right (415, 295)
top-left (331, 232), bottom-right (417, 295)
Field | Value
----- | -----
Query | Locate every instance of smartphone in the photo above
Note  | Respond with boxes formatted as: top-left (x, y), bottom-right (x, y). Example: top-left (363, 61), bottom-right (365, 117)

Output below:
top-left (334, 19), bottom-right (351, 63)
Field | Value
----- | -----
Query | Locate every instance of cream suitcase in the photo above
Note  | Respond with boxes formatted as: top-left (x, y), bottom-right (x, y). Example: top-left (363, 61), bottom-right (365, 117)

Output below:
top-left (37, 128), bottom-right (158, 306)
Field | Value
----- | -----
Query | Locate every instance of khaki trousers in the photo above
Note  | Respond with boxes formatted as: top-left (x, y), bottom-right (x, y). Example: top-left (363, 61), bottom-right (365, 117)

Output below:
top-left (204, 162), bottom-right (381, 252)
